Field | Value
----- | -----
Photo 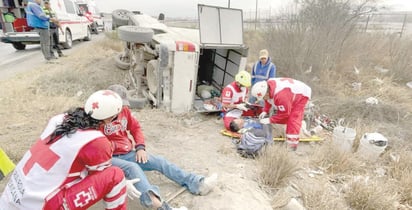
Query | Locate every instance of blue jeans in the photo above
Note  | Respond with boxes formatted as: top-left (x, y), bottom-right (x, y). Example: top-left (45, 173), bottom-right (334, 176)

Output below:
top-left (111, 151), bottom-right (203, 208)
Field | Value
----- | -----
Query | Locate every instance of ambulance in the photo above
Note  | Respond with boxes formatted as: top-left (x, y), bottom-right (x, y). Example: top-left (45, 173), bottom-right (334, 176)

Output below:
top-left (115, 5), bottom-right (248, 113)
top-left (0, 0), bottom-right (91, 50)
top-left (75, 0), bottom-right (103, 34)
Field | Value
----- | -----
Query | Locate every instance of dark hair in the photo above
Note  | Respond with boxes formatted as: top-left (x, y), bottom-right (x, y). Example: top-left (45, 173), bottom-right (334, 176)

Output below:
top-left (47, 107), bottom-right (101, 144)
top-left (229, 120), bottom-right (240, 132)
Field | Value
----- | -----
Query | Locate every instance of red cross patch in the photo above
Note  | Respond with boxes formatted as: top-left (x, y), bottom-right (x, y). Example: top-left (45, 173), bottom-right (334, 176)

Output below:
top-left (23, 138), bottom-right (60, 175)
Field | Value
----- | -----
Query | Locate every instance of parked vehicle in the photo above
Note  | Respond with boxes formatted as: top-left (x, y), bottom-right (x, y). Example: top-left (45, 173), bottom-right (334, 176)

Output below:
top-left (76, 0), bottom-right (103, 34)
top-left (114, 5), bottom-right (248, 113)
top-left (0, 0), bottom-right (91, 50)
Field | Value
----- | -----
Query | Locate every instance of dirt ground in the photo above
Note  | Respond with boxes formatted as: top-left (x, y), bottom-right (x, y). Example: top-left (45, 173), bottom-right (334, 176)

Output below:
top-left (0, 36), bottom-right (275, 210)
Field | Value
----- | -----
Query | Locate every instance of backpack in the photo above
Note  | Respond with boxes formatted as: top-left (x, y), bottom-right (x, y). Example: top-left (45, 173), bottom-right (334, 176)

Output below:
top-left (236, 124), bottom-right (273, 158)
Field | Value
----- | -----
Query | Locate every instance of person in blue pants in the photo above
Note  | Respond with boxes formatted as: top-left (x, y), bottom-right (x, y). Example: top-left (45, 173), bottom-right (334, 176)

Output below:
top-left (97, 85), bottom-right (217, 210)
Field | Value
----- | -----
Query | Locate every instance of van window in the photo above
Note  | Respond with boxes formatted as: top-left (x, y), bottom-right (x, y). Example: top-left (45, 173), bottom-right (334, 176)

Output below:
top-left (63, 0), bottom-right (76, 14)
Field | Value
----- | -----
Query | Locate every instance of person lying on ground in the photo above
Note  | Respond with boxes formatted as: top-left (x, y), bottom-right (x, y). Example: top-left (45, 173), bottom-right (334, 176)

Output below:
top-left (229, 117), bottom-right (263, 133)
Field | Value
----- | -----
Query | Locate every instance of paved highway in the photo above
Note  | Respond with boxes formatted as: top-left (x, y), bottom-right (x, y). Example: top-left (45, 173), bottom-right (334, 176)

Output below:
top-left (0, 42), bottom-right (44, 81)
top-left (0, 33), bottom-right (104, 81)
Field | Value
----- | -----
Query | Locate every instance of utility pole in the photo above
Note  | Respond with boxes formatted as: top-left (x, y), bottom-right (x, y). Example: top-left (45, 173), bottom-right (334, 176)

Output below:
top-left (228, 0), bottom-right (230, 8)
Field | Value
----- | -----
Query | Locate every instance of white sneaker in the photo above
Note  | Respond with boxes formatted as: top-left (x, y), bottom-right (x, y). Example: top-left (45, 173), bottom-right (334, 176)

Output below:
top-left (198, 173), bottom-right (218, 195)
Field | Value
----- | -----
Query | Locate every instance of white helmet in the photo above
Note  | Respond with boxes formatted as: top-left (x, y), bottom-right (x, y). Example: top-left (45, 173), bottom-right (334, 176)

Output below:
top-left (251, 81), bottom-right (268, 101)
top-left (84, 90), bottom-right (123, 120)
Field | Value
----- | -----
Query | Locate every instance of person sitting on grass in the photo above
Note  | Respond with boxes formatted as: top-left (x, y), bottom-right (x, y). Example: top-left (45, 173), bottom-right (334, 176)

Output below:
top-left (97, 84), bottom-right (218, 210)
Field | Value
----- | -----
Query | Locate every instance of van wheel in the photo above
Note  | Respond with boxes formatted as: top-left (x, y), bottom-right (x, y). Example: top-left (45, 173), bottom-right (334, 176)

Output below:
top-left (118, 26), bottom-right (153, 43)
top-left (114, 53), bottom-right (130, 70)
top-left (112, 9), bottom-right (131, 27)
top-left (128, 90), bottom-right (147, 109)
top-left (12, 42), bottom-right (26, 50)
top-left (92, 22), bottom-right (99, 34)
top-left (84, 27), bottom-right (92, 41)
top-left (62, 30), bottom-right (72, 49)
top-left (128, 97), bottom-right (147, 109)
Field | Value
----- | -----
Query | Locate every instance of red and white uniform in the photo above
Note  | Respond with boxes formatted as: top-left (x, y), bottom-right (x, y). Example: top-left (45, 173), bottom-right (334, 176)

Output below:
top-left (221, 81), bottom-right (248, 107)
top-left (100, 106), bottom-right (145, 154)
top-left (0, 114), bottom-right (127, 210)
top-left (263, 78), bottom-right (311, 147)
top-left (221, 81), bottom-right (256, 129)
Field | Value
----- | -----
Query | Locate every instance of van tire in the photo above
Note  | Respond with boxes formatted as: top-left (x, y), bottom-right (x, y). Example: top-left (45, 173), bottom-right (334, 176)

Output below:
top-left (114, 53), bottom-right (130, 70)
top-left (128, 97), bottom-right (147, 109)
top-left (62, 30), bottom-right (72, 49)
top-left (112, 9), bottom-right (131, 27)
top-left (118, 26), bottom-right (153, 43)
top-left (12, 42), bottom-right (26, 50)
top-left (91, 22), bottom-right (99, 34)
top-left (84, 27), bottom-right (92, 41)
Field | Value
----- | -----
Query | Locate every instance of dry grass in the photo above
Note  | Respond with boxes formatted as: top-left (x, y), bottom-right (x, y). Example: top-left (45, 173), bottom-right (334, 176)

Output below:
top-left (344, 176), bottom-right (399, 210)
top-left (247, 6), bottom-right (411, 206)
top-left (302, 182), bottom-right (347, 210)
top-left (257, 145), bottom-right (300, 188)
top-left (386, 150), bottom-right (412, 205)
top-left (310, 141), bottom-right (364, 175)
top-left (34, 37), bottom-right (128, 100)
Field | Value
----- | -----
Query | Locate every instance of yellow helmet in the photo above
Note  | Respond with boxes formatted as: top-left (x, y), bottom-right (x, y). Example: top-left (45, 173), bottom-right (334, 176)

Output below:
top-left (235, 71), bottom-right (251, 87)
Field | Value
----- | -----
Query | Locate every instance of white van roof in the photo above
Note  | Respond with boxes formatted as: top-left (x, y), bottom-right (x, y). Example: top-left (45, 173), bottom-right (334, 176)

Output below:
top-left (129, 14), bottom-right (168, 33)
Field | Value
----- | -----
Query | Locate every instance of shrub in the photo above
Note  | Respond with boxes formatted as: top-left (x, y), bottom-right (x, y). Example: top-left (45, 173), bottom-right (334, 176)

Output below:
top-left (257, 145), bottom-right (299, 188)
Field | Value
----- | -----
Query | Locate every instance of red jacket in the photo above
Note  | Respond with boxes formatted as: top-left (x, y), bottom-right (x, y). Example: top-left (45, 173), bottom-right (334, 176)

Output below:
top-left (100, 106), bottom-right (145, 155)
top-left (263, 78), bottom-right (311, 124)
top-left (221, 81), bottom-right (248, 111)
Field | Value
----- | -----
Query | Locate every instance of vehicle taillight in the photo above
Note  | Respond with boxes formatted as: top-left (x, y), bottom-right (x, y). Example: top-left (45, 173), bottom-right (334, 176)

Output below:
top-left (175, 41), bottom-right (195, 52)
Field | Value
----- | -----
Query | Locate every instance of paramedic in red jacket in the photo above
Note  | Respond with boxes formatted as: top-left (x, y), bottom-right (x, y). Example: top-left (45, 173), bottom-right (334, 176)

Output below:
top-left (221, 70), bottom-right (259, 130)
top-left (0, 90), bottom-right (142, 209)
top-left (251, 78), bottom-right (312, 151)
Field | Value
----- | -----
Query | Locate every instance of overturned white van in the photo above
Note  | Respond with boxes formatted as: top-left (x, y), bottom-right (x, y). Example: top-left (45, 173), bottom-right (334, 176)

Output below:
top-left (114, 5), bottom-right (248, 114)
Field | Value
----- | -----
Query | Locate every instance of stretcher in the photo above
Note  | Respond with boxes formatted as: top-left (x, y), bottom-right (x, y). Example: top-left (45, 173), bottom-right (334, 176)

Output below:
top-left (220, 129), bottom-right (323, 142)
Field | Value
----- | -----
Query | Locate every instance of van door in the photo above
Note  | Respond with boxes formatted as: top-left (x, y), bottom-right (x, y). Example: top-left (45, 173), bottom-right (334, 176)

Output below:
top-left (63, 0), bottom-right (83, 38)
top-left (198, 4), bottom-right (244, 48)
top-left (55, 0), bottom-right (88, 41)
top-left (197, 4), bottom-right (248, 90)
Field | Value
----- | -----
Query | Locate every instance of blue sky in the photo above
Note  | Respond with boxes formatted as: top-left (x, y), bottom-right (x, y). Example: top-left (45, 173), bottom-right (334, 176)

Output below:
top-left (95, 0), bottom-right (412, 18)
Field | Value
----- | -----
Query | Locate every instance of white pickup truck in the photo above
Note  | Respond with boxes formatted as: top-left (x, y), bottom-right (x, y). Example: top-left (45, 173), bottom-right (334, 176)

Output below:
top-left (0, 0), bottom-right (91, 50)
top-left (113, 4), bottom-right (249, 114)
